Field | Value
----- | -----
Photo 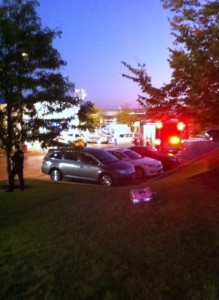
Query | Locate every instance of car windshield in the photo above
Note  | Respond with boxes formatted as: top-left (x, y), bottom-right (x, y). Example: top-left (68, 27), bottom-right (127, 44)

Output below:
top-left (208, 130), bottom-right (219, 135)
top-left (124, 150), bottom-right (142, 160)
top-left (90, 150), bottom-right (119, 163)
top-left (147, 148), bottom-right (159, 156)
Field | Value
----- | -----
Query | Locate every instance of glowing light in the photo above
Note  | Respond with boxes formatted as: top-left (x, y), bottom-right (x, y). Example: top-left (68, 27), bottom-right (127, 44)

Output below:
top-left (177, 122), bottom-right (185, 131)
top-left (155, 138), bottom-right (161, 145)
top-left (169, 136), bottom-right (180, 145)
top-left (156, 121), bottom-right (163, 129)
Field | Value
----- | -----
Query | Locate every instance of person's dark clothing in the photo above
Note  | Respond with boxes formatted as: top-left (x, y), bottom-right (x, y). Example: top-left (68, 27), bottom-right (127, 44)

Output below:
top-left (8, 149), bottom-right (24, 191)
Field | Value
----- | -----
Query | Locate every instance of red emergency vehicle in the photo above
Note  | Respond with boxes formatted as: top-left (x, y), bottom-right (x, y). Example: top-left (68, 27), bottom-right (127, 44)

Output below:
top-left (132, 119), bottom-right (189, 153)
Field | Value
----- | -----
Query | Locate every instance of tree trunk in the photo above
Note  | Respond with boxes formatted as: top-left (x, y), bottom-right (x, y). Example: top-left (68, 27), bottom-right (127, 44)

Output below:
top-left (6, 103), bottom-right (12, 185)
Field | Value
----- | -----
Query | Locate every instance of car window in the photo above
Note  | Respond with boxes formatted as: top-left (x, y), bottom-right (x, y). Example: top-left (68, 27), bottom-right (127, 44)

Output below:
top-left (64, 151), bottom-right (78, 161)
top-left (49, 151), bottom-right (62, 159)
top-left (80, 153), bottom-right (98, 165)
top-left (209, 130), bottom-right (219, 133)
top-left (111, 151), bottom-right (126, 160)
top-left (209, 130), bottom-right (219, 135)
top-left (124, 150), bottom-right (141, 159)
top-left (91, 150), bottom-right (118, 163)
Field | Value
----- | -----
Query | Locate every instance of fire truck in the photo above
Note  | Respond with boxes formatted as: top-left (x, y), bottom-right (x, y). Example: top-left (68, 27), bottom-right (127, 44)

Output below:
top-left (132, 119), bottom-right (189, 153)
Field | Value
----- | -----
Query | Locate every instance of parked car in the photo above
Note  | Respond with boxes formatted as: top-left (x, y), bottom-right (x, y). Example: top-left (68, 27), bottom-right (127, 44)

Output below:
top-left (57, 133), bottom-right (87, 146)
top-left (87, 134), bottom-right (110, 144)
top-left (108, 148), bottom-right (163, 178)
top-left (42, 147), bottom-right (135, 187)
top-left (129, 146), bottom-right (180, 170)
top-left (205, 129), bottom-right (219, 141)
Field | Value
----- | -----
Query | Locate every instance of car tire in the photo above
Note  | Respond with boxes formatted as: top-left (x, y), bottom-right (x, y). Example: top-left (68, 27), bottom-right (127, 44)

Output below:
top-left (135, 166), bottom-right (145, 179)
top-left (50, 169), bottom-right (63, 181)
top-left (99, 173), bottom-right (113, 187)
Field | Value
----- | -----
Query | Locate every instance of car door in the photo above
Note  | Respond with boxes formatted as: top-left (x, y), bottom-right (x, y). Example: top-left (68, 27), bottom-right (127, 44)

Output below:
top-left (78, 152), bottom-right (101, 181)
top-left (60, 151), bottom-right (81, 178)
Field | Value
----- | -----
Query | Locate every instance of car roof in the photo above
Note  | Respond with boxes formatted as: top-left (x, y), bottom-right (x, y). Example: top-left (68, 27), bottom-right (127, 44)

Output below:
top-left (109, 148), bottom-right (161, 163)
top-left (47, 147), bottom-right (107, 154)
top-left (109, 148), bottom-right (130, 152)
top-left (129, 146), bottom-right (151, 150)
top-left (83, 147), bottom-right (109, 155)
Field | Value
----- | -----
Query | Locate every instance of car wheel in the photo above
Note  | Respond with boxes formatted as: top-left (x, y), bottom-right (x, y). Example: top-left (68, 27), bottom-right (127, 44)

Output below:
top-left (135, 167), bottom-right (144, 179)
top-left (50, 169), bottom-right (62, 181)
top-left (99, 173), bottom-right (113, 187)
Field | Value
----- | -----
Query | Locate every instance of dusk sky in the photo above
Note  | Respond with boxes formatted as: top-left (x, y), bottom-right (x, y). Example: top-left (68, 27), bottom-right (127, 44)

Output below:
top-left (37, 0), bottom-right (173, 109)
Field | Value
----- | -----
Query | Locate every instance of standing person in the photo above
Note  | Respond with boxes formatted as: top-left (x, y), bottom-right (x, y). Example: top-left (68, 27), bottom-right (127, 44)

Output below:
top-left (114, 134), bottom-right (118, 146)
top-left (7, 144), bottom-right (24, 192)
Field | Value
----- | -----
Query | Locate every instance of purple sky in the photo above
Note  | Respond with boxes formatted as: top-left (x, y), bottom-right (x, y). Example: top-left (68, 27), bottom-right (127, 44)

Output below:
top-left (37, 0), bottom-right (173, 109)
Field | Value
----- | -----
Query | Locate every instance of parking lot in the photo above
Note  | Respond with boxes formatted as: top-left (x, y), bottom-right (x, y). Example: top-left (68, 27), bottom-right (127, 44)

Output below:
top-left (0, 138), bottom-right (219, 184)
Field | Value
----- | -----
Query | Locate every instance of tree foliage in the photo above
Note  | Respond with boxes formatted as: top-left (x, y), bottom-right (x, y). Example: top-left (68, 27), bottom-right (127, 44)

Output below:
top-left (122, 0), bottom-right (219, 129)
top-left (0, 0), bottom-right (78, 180)
top-left (121, 61), bottom-right (182, 121)
top-left (77, 101), bottom-right (101, 131)
top-left (116, 104), bottom-right (139, 126)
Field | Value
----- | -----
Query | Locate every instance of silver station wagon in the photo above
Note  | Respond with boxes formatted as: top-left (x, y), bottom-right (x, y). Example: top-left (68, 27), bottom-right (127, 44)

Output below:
top-left (42, 147), bottom-right (135, 187)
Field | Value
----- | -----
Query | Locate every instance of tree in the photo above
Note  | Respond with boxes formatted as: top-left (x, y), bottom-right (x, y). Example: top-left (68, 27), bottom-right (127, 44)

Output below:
top-left (162, 0), bottom-right (219, 128)
top-left (0, 0), bottom-right (78, 183)
top-left (116, 104), bottom-right (139, 126)
top-left (77, 101), bottom-right (102, 131)
top-left (122, 0), bottom-right (219, 130)
top-left (121, 61), bottom-right (182, 121)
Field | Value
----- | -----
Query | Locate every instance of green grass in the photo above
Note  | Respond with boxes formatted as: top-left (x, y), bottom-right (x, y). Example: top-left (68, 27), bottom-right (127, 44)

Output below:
top-left (0, 148), bottom-right (219, 300)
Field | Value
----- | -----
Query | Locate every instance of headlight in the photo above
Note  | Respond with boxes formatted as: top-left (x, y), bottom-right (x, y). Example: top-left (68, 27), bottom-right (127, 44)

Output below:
top-left (144, 164), bottom-right (154, 168)
top-left (118, 168), bottom-right (134, 174)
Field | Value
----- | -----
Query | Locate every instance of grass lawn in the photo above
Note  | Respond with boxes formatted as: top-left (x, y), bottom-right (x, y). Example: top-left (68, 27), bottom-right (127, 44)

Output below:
top-left (0, 148), bottom-right (219, 300)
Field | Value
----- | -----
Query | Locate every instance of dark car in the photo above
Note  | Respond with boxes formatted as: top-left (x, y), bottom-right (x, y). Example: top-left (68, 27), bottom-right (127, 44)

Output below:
top-left (42, 147), bottom-right (135, 187)
top-left (205, 129), bottom-right (219, 141)
top-left (129, 146), bottom-right (180, 171)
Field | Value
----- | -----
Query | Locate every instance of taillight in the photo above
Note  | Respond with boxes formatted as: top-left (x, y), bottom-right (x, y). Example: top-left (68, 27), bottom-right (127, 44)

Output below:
top-left (169, 136), bottom-right (180, 145)
top-left (155, 138), bottom-right (161, 145)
